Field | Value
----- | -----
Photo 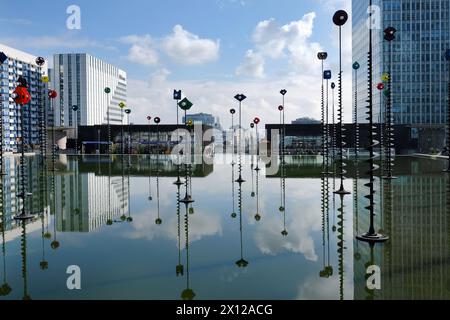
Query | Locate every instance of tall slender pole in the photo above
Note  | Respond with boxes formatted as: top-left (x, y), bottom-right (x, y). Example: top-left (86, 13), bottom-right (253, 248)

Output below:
top-left (356, 2), bottom-right (388, 243)
top-left (353, 62), bottom-right (360, 160)
top-left (333, 11), bottom-right (350, 195)
top-left (447, 50), bottom-right (450, 172)
top-left (234, 94), bottom-right (246, 184)
top-left (52, 98), bottom-right (56, 171)
top-left (121, 108), bottom-right (124, 154)
top-left (383, 27), bottom-right (397, 179)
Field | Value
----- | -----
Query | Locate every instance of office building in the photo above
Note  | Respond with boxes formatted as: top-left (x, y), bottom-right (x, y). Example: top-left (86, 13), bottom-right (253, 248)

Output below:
top-left (352, 0), bottom-right (450, 152)
top-left (0, 43), bottom-right (47, 152)
top-left (51, 53), bottom-right (127, 128)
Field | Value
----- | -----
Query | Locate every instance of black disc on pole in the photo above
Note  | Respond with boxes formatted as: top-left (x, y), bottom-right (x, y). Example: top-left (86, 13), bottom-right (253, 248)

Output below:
top-left (333, 10), bottom-right (348, 26)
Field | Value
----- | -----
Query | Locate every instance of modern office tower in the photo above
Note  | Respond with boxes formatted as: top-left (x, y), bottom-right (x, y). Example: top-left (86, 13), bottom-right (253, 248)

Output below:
top-left (0, 43), bottom-right (47, 152)
top-left (352, 0), bottom-right (450, 151)
top-left (51, 53), bottom-right (127, 128)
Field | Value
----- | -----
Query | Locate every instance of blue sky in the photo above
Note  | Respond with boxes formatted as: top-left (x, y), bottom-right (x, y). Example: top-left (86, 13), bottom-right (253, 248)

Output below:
top-left (1, 0), bottom-right (352, 126)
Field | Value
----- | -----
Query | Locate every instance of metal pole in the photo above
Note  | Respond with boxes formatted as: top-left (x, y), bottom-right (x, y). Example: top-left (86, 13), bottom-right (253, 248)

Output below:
top-left (121, 108), bottom-right (124, 155)
top-left (356, 1), bottom-right (388, 243)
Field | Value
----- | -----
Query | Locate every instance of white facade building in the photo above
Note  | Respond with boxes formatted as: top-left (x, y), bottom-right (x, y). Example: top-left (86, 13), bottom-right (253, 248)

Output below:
top-left (51, 53), bottom-right (127, 128)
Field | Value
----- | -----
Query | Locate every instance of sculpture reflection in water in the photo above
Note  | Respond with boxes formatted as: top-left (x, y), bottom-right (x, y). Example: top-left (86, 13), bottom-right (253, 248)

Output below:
top-left (235, 156), bottom-right (248, 268)
top-left (155, 148), bottom-right (162, 225)
top-left (20, 221), bottom-right (31, 300)
top-left (0, 179), bottom-right (11, 297)
top-left (279, 156), bottom-right (287, 237)
top-left (180, 158), bottom-right (195, 300)
top-left (319, 171), bottom-right (332, 278)
top-left (336, 193), bottom-right (346, 300)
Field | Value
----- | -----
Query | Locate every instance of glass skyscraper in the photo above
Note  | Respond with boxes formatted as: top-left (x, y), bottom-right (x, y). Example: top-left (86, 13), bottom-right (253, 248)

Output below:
top-left (353, 0), bottom-right (450, 151)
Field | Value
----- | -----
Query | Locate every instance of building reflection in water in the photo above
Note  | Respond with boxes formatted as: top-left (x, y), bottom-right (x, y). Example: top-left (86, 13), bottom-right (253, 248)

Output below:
top-left (354, 158), bottom-right (450, 299)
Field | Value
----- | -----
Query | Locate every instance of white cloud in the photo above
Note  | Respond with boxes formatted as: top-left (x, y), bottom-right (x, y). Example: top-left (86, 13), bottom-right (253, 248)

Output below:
top-left (120, 35), bottom-right (159, 66)
top-left (236, 13), bottom-right (322, 78)
top-left (121, 25), bottom-right (220, 67)
top-left (162, 25), bottom-right (220, 65)
top-left (235, 50), bottom-right (265, 78)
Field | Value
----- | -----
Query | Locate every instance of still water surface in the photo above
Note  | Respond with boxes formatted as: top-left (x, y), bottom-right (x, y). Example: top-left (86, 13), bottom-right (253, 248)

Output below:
top-left (0, 154), bottom-right (449, 300)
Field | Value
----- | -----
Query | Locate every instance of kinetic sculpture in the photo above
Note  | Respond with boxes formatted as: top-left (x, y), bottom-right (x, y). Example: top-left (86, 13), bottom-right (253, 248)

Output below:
top-left (332, 10), bottom-right (350, 195)
top-left (356, 0), bottom-right (389, 243)
top-left (383, 27), bottom-right (397, 179)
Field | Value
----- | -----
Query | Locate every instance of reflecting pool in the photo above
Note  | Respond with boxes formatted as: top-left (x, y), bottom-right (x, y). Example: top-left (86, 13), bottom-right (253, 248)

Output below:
top-left (0, 154), bottom-right (449, 300)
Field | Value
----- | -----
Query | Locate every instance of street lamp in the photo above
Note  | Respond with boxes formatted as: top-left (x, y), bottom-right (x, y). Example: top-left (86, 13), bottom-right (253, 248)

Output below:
top-left (332, 10), bottom-right (351, 195)
top-left (104, 87), bottom-right (111, 155)
top-left (356, 0), bottom-right (389, 243)
top-left (383, 26), bottom-right (397, 179)
top-left (445, 49), bottom-right (450, 172)
top-left (12, 77), bottom-right (33, 220)
top-left (71, 105), bottom-right (79, 155)
top-left (234, 94), bottom-right (246, 184)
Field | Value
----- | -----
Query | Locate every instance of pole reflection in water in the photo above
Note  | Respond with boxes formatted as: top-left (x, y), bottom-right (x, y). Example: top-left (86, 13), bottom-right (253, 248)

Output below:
top-left (155, 150), bottom-right (161, 225)
top-left (337, 193), bottom-right (345, 300)
top-left (320, 171), bottom-right (332, 278)
top-left (0, 179), bottom-right (11, 297)
top-left (280, 156), bottom-right (287, 237)
top-left (231, 160), bottom-right (237, 219)
top-left (20, 221), bottom-right (30, 300)
top-left (50, 163), bottom-right (59, 250)
top-left (176, 172), bottom-right (183, 277)
top-left (254, 159), bottom-right (261, 222)
top-left (235, 160), bottom-right (248, 268)
top-left (181, 181), bottom-right (195, 300)
top-left (148, 154), bottom-right (153, 201)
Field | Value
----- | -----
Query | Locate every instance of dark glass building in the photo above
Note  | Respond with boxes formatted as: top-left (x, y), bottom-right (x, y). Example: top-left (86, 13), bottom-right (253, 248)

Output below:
top-left (352, 0), bottom-right (450, 152)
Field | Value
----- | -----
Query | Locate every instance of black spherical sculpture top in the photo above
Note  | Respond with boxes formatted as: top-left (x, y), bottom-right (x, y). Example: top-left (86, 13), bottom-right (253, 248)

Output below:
top-left (333, 10), bottom-right (348, 26)
top-left (154, 117), bottom-right (161, 124)
top-left (384, 27), bottom-right (397, 42)
top-left (35, 56), bottom-right (45, 67)
top-left (317, 52), bottom-right (328, 60)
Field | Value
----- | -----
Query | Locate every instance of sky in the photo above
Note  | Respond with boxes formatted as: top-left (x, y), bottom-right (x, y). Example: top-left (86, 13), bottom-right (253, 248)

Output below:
top-left (0, 0), bottom-right (352, 128)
